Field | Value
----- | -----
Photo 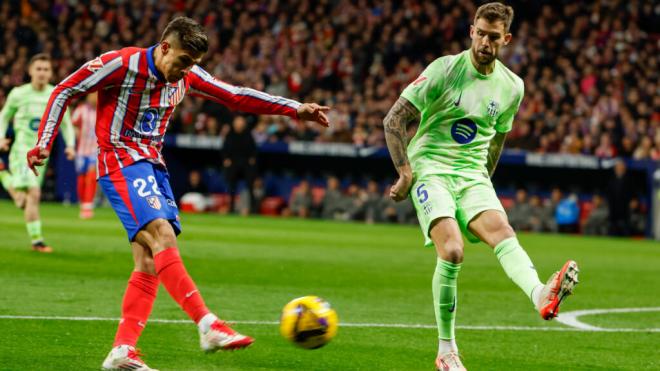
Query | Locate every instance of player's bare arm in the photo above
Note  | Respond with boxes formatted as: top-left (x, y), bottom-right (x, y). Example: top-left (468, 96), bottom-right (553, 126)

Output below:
top-left (384, 96), bottom-right (420, 202)
top-left (486, 131), bottom-right (507, 177)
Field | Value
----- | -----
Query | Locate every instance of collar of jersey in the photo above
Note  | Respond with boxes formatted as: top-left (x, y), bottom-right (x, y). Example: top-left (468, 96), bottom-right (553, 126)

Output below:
top-left (465, 50), bottom-right (494, 80)
top-left (147, 44), bottom-right (166, 82)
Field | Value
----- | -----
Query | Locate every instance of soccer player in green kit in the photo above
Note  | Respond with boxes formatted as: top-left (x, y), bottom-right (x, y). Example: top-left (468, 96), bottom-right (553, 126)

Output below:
top-left (0, 53), bottom-right (75, 252)
top-left (383, 3), bottom-right (579, 370)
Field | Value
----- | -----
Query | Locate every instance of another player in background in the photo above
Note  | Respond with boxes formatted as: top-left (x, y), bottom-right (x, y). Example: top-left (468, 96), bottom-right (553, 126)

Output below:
top-left (383, 3), bottom-right (579, 370)
top-left (28, 17), bottom-right (329, 370)
top-left (72, 93), bottom-right (98, 219)
top-left (0, 53), bottom-right (75, 253)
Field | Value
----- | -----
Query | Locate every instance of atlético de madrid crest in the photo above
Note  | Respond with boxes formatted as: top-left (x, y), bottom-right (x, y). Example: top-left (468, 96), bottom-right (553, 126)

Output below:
top-left (147, 196), bottom-right (162, 210)
top-left (487, 100), bottom-right (500, 117)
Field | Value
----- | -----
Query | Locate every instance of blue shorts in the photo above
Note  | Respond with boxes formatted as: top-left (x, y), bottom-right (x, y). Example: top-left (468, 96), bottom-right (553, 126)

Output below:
top-left (99, 161), bottom-right (181, 241)
top-left (75, 155), bottom-right (97, 174)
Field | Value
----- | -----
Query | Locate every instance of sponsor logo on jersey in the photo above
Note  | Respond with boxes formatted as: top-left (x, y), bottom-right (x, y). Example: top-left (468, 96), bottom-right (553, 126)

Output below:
top-left (29, 118), bottom-right (41, 131)
top-left (166, 199), bottom-right (177, 208)
top-left (86, 57), bottom-right (104, 72)
top-left (146, 195), bottom-right (161, 210)
top-left (487, 100), bottom-right (500, 117)
top-left (137, 108), bottom-right (160, 135)
top-left (450, 118), bottom-right (478, 144)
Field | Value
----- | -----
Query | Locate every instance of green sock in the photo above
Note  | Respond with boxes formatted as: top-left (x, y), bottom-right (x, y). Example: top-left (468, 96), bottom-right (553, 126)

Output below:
top-left (494, 237), bottom-right (543, 302)
top-left (26, 220), bottom-right (43, 243)
top-left (432, 258), bottom-right (461, 340)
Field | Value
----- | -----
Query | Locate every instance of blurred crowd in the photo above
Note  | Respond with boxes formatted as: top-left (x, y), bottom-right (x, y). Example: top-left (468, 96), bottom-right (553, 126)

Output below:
top-left (0, 0), bottom-right (657, 159)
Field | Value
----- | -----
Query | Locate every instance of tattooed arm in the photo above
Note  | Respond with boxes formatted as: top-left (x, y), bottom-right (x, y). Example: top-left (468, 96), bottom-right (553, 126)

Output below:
top-left (384, 97), bottom-right (421, 201)
top-left (486, 132), bottom-right (507, 177)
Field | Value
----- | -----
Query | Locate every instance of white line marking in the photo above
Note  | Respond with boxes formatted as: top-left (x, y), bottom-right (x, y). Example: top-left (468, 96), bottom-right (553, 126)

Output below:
top-left (0, 314), bottom-right (658, 333)
top-left (556, 307), bottom-right (660, 332)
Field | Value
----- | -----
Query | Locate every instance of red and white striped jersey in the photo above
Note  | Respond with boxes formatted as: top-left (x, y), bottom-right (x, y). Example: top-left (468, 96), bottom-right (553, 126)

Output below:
top-left (36, 46), bottom-right (301, 177)
top-left (71, 102), bottom-right (98, 158)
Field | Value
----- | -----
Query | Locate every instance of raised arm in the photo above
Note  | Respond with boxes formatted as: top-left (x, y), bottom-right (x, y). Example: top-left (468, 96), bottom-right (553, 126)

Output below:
top-left (187, 66), bottom-right (329, 127)
top-left (384, 96), bottom-right (420, 201)
top-left (27, 52), bottom-right (124, 174)
top-left (486, 132), bottom-right (507, 177)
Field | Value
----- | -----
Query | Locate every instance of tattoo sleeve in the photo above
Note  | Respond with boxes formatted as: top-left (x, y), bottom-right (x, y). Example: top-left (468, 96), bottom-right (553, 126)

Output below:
top-left (383, 97), bottom-right (420, 173)
top-left (486, 132), bottom-right (507, 177)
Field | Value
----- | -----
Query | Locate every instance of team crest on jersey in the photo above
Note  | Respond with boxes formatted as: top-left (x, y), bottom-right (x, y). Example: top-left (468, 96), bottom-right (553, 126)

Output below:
top-left (487, 100), bottom-right (500, 117)
top-left (147, 196), bottom-right (161, 210)
top-left (87, 57), bottom-right (104, 72)
top-left (167, 81), bottom-right (185, 106)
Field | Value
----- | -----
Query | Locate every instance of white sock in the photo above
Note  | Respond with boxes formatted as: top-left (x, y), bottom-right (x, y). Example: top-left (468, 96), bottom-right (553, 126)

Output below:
top-left (531, 283), bottom-right (544, 309)
top-left (198, 313), bottom-right (218, 333)
top-left (438, 338), bottom-right (458, 355)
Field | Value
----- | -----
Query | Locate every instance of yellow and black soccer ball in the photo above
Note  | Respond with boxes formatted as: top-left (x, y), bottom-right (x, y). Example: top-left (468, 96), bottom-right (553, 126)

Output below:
top-left (280, 295), bottom-right (338, 349)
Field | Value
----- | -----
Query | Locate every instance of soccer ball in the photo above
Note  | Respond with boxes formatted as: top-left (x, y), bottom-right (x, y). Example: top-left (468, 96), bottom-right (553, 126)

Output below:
top-left (279, 295), bottom-right (338, 349)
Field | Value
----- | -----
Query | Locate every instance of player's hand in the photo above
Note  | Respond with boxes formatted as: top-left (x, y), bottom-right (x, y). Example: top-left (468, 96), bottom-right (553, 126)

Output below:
top-left (26, 146), bottom-right (50, 176)
top-left (297, 103), bottom-right (330, 127)
top-left (390, 172), bottom-right (413, 202)
top-left (64, 147), bottom-right (75, 161)
top-left (0, 138), bottom-right (10, 152)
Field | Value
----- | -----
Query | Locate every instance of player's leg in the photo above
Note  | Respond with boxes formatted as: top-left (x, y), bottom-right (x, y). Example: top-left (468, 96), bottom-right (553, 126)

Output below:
top-left (135, 219), bottom-right (254, 351)
top-left (24, 186), bottom-right (52, 252)
top-left (103, 243), bottom-right (159, 370)
top-left (409, 177), bottom-right (466, 371)
top-left (78, 160), bottom-right (96, 219)
top-left (463, 183), bottom-right (578, 319)
top-left (429, 218), bottom-right (464, 361)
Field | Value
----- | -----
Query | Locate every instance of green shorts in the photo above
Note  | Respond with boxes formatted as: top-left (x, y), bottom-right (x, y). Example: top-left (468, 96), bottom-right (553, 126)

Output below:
top-left (7, 147), bottom-right (46, 189)
top-left (410, 174), bottom-right (505, 246)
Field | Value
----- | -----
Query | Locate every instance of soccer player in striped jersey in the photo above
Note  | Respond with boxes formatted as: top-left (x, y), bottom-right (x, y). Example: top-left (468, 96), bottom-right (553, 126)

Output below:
top-left (383, 3), bottom-right (579, 370)
top-left (28, 17), bottom-right (330, 370)
top-left (72, 93), bottom-right (99, 219)
top-left (0, 53), bottom-right (75, 252)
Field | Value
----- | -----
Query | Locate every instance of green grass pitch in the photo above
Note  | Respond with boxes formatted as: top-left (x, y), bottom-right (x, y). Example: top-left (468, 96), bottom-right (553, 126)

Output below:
top-left (0, 200), bottom-right (658, 370)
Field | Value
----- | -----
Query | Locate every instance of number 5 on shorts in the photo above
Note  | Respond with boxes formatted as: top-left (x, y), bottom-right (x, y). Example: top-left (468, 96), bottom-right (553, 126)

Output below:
top-left (416, 183), bottom-right (428, 203)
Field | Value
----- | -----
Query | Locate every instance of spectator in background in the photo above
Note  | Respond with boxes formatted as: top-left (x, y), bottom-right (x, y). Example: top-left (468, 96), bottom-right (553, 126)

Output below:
top-left (509, 189), bottom-right (532, 231)
top-left (344, 183), bottom-right (366, 221)
top-left (237, 177), bottom-right (265, 216)
top-left (556, 193), bottom-right (580, 233)
top-left (629, 197), bottom-right (646, 236)
top-left (321, 176), bottom-right (345, 220)
top-left (528, 195), bottom-right (545, 233)
top-left (607, 159), bottom-right (632, 236)
top-left (583, 194), bottom-right (609, 236)
top-left (289, 180), bottom-right (313, 218)
top-left (363, 180), bottom-right (383, 224)
top-left (223, 116), bottom-right (257, 213)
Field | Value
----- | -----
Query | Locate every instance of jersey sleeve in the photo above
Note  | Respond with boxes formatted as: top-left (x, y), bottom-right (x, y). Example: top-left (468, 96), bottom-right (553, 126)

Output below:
top-left (0, 88), bottom-right (19, 140)
top-left (400, 58), bottom-right (447, 113)
top-left (495, 79), bottom-right (524, 133)
top-left (36, 51), bottom-right (124, 151)
top-left (187, 65), bottom-right (301, 119)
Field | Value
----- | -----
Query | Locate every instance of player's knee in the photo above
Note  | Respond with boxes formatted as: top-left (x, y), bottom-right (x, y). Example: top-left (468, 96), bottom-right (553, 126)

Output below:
top-left (135, 255), bottom-right (156, 275)
top-left (440, 243), bottom-right (464, 263)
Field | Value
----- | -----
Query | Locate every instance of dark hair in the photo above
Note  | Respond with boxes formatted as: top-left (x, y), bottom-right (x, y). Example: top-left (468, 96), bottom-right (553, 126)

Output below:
top-left (161, 16), bottom-right (208, 54)
top-left (475, 2), bottom-right (514, 33)
top-left (29, 53), bottom-right (52, 66)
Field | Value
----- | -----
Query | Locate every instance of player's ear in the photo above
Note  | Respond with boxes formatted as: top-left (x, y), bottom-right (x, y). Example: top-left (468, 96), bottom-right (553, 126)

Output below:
top-left (161, 41), bottom-right (170, 55)
top-left (469, 25), bottom-right (475, 39)
top-left (503, 33), bottom-right (512, 45)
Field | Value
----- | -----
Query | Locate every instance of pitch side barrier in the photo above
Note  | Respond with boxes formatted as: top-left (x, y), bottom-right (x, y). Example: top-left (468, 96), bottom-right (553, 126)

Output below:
top-left (50, 136), bottom-right (659, 239)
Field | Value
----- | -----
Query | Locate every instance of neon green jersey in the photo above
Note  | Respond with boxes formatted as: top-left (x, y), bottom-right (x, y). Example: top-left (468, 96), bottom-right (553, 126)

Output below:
top-left (401, 50), bottom-right (524, 181)
top-left (0, 83), bottom-right (74, 150)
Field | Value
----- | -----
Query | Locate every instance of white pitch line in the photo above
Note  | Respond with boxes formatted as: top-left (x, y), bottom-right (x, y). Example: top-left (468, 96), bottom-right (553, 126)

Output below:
top-left (1, 314), bottom-right (659, 333)
top-left (556, 307), bottom-right (660, 332)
